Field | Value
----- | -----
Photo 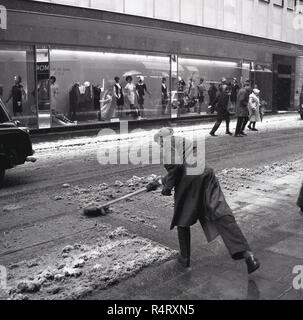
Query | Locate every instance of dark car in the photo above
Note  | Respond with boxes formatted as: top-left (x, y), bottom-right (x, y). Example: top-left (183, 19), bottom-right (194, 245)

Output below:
top-left (0, 98), bottom-right (35, 185)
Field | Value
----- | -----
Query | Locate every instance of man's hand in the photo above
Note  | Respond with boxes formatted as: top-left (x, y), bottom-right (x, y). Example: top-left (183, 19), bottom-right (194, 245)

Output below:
top-left (161, 187), bottom-right (172, 196)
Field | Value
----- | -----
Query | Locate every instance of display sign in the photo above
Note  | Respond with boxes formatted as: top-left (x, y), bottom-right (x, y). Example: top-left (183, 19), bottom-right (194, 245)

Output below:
top-left (37, 62), bottom-right (50, 80)
top-left (0, 5), bottom-right (7, 30)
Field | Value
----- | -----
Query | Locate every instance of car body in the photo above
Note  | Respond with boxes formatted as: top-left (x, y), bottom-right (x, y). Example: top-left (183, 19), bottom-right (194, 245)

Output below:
top-left (0, 98), bottom-right (34, 185)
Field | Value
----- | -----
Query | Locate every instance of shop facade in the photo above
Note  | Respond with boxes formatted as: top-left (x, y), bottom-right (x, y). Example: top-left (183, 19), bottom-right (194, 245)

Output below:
top-left (0, 0), bottom-right (303, 129)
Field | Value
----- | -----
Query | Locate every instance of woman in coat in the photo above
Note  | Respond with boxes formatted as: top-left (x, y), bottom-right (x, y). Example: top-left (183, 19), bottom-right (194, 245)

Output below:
top-left (247, 89), bottom-right (261, 131)
top-left (209, 85), bottom-right (232, 136)
top-left (151, 128), bottom-right (260, 274)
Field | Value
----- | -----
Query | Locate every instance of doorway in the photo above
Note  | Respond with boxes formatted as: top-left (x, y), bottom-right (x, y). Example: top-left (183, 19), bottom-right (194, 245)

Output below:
top-left (273, 55), bottom-right (296, 111)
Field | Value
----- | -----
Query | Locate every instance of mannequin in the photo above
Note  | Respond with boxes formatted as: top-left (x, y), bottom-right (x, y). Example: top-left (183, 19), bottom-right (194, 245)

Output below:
top-left (6, 75), bottom-right (26, 117)
top-left (136, 76), bottom-right (151, 119)
top-left (113, 76), bottom-right (124, 118)
top-left (125, 76), bottom-right (138, 119)
top-left (161, 77), bottom-right (168, 116)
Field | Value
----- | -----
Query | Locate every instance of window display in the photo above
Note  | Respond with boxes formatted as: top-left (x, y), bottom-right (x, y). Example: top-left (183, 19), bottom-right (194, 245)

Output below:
top-left (0, 46), bottom-right (37, 128)
top-left (0, 44), bottom-right (274, 129)
top-left (177, 57), bottom-right (242, 117)
top-left (49, 49), bottom-right (171, 126)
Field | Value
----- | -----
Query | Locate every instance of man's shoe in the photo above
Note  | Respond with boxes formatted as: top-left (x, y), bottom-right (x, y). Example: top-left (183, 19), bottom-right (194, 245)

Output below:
top-left (241, 132), bottom-right (247, 136)
top-left (234, 134), bottom-right (243, 138)
top-left (209, 133), bottom-right (218, 137)
top-left (226, 132), bottom-right (233, 136)
top-left (246, 256), bottom-right (260, 274)
top-left (252, 128), bottom-right (258, 131)
top-left (177, 254), bottom-right (191, 268)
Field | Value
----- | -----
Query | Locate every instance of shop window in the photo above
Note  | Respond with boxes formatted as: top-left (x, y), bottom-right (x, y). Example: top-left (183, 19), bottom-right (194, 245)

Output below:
top-left (0, 46), bottom-right (37, 129)
top-left (176, 57), bottom-right (242, 118)
top-left (49, 49), bottom-right (171, 126)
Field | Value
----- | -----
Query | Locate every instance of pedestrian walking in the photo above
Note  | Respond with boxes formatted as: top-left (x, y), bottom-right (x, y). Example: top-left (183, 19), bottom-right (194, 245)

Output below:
top-left (151, 128), bottom-right (261, 274)
top-left (247, 89), bottom-right (261, 131)
top-left (209, 85), bottom-right (232, 136)
top-left (234, 81), bottom-right (251, 137)
top-left (208, 82), bottom-right (218, 114)
top-left (230, 78), bottom-right (240, 111)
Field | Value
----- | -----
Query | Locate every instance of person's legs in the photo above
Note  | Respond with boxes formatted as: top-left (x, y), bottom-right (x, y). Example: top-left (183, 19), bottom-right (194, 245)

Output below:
top-left (117, 104), bottom-right (123, 119)
top-left (210, 120), bottom-right (222, 136)
top-left (235, 117), bottom-right (244, 136)
top-left (177, 226), bottom-right (191, 268)
top-left (213, 215), bottom-right (260, 273)
top-left (225, 119), bottom-right (232, 135)
top-left (214, 215), bottom-right (251, 260)
top-left (139, 104), bottom-right (144, 118)
top-left (162, 99), bottom-right (167, 115)
top-left (241, 116), bottom-right (249, 134)
top-left (252, 122), bottom-right (258, 131)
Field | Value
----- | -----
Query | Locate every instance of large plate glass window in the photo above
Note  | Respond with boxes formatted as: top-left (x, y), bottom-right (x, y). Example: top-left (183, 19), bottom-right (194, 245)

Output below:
top-left (0, 45), bottom-right (37, 129)
top-left (49, 49), bottom-right (171, 126)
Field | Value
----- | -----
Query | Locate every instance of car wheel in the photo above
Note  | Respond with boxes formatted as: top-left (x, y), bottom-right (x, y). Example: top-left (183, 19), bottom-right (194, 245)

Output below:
top-left (0, 168), bottom-right (5, 187)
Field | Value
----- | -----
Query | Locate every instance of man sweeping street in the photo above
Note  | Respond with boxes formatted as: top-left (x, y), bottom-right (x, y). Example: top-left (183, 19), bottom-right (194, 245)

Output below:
top-left (151, 128), bottom-right (260, 274)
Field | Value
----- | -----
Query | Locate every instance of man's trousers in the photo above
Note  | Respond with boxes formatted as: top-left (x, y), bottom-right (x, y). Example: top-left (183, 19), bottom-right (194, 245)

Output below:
top-left (235, 117), bottom-right (249, 135)
top-left (177, 215), bottom-right (251, 261)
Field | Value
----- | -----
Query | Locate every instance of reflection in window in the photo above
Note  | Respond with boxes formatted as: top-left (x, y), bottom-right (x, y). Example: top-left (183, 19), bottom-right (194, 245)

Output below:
top-left (177, 57), bottom-right (241, 117)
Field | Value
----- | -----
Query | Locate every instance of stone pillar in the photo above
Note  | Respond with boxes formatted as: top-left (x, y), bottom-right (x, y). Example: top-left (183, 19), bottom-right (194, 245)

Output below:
top-left (295, 56), bottom-right (303, 108)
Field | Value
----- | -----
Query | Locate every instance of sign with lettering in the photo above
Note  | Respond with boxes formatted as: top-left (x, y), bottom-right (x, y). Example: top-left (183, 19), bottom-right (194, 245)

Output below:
top-left (0, 5), bottom-right (7, 30)
top-left (37, 62), bottom-right (50, 80)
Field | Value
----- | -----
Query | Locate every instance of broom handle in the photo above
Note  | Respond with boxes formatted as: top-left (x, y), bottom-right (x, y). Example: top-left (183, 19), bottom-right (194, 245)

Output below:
top-left (100, 187), bottom-right (147, 208)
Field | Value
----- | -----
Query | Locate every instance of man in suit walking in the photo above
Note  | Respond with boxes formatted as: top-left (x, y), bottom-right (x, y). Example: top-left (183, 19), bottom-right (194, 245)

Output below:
top-left (235, 81), bottom-right (251, 137)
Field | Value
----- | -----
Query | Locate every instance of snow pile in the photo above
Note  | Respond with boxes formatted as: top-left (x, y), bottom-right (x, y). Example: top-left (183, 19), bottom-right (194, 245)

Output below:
top-left (3, 226), bottom-right (177, 300)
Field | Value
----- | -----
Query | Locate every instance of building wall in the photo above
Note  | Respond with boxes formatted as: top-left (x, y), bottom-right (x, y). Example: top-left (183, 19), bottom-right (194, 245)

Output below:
top-left (28, 0), bottom-right (303, 45)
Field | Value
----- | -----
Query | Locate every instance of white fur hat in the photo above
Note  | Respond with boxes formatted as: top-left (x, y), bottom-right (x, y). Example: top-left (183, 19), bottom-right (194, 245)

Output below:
top-left (253, 88), bottom-right (260, 94)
